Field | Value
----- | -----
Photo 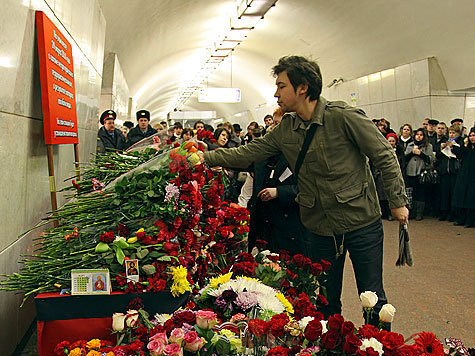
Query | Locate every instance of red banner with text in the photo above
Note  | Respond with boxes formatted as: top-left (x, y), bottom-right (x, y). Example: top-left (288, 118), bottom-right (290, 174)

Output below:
top-left (36, 11), bottom-right (78, 145)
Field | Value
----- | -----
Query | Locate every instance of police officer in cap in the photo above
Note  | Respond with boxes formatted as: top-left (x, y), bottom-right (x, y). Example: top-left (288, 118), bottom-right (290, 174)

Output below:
top-left (97, 110), bottom-right (126, 153)
top-left (126, 110), bottom-right (158, 147)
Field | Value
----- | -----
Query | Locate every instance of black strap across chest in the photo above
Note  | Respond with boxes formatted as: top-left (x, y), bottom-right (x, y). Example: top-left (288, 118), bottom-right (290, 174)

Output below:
top-left (294, 123), bottom-right (318, 178)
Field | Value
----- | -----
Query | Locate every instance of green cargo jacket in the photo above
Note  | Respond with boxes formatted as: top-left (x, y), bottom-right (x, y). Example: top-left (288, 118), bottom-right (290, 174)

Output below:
top-left (204, 97), bottom-right (408, 236)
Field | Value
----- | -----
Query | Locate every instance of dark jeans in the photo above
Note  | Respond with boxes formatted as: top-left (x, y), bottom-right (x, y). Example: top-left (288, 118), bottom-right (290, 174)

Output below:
top-left (303, 219), bottom-right (387, 318)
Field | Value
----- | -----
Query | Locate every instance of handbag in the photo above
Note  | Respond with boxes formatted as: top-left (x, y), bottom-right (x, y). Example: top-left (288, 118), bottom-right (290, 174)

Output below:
top-left (418, 168), bottom-right (439, 185)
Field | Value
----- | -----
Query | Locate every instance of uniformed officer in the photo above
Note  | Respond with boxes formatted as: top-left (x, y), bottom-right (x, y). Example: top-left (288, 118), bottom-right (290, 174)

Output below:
top-left (97, 110), bottom-right (126, 153)
top-left (126, 110), bottom-right (158, 147)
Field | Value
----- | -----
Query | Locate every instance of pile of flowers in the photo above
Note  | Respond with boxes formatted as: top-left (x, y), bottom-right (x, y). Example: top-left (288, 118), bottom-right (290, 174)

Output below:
top-left (0, 142), bottom-right (249, 303)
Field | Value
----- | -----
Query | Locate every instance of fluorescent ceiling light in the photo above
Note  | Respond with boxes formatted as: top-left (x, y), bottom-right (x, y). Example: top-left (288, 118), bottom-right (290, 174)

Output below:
top-left (198, 88), bottom-right (242, 103)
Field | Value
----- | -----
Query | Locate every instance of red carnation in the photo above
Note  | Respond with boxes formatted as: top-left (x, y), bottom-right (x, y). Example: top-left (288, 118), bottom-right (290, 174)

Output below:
top-left (54, 341), bottom-right (70, 355)
top-left (248, 319), bottom-right (269, 338)
top-left (127, 297), bottom-right (144, 311)
top-left (163, 242), bottom-right (179, 253)
top-left (267, 345), bottom-right (290, 356)
top-left (380, 330), bottom-right (405, 350)
top-left (99, 230), bottom-right (115, 243)
top-left (270, 313), bottom-right (289, 337)
top-left (357, 324), bottom-right (380, 339)
top-left (136, 231), bottom-right (146, 240)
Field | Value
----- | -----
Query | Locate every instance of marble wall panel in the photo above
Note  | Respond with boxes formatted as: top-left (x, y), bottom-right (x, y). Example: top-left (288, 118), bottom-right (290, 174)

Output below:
top-left (0, 0), bottom-right (106, 352)
top-left (410, 59), bottom-right (430, 98)
top-left (381, 69), bottom-right (396, 102)
top-left (464, 96), bottom-right (475, 127)
top-left (368, 72), bottom-right (382, 104)
top-left (382, 101), bottom-right (399, 130)
top-left (357, 76), bottom-right (370, 106)
top-left (430, 95), bottom-right (465, 122)
top-left (395, 63), bottom-right (412, 100)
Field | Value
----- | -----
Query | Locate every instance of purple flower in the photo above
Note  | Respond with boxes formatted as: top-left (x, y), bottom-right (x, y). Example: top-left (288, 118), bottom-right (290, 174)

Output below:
top-left (165, 183), bottom-right (180, 202)
top-left (234, 291), bottom-right (258, 311)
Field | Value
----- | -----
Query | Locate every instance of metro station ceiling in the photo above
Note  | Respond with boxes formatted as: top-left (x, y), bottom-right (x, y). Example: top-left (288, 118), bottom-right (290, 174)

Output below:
top-left (98, 0), bottom-right (475, 121)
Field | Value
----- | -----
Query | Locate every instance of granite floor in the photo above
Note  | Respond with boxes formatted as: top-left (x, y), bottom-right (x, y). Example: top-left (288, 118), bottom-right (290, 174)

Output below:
top-left (15, 217), bottom-right (475, 355)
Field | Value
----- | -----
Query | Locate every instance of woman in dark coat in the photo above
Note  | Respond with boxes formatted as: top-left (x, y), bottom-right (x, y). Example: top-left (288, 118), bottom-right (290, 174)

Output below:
top-left (451, 127), bottom-right (475, 228)
top-left (247, 153), bottom-right (312, 255)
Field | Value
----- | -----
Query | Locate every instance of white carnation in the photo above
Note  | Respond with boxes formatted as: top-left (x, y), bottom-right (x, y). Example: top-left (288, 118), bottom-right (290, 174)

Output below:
top-left (360, 337), bottom-right (384, 356)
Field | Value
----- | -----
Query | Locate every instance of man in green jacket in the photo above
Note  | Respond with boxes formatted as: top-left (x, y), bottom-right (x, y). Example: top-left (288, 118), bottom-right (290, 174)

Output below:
top-left (204, 56), bottom-right (408, 325)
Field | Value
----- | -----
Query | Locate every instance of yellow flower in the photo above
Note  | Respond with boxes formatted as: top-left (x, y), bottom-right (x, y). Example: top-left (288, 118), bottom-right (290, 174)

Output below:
top-left (127, 236), bottom-right (138, 243)
top-left (209, 272), bottom-right (233, 289)
top-left (276, 292), bottom-right (294, 314)
top-left (86, 351), bottom-right (101, 356)
top-left (219, 329), bottom-right (235, 338)
top-left (86, 339), bottom-right (101, 350)
top-left (105, 353), bottom-right (115, 356)
top-left (69, 348), bottom-right (84, 356)
top-left (236, 276), bottom-right (260, 283)
top-left (171, 265), bottom-right (191, 297)
top-left (136, 228), bottom-right (145, 233)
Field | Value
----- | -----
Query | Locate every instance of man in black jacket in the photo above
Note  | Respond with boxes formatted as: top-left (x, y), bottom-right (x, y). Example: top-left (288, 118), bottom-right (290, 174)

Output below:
top-left (97, 110), bottom-right (126, 153)
top-left (126, 110), bottom-right (158, 147)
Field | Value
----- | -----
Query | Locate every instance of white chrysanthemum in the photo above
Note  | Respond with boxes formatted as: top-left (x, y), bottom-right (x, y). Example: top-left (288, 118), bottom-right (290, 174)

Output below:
top-left (256, 293), bottom-right (285, 314)
top-left (360, 337), bottom-right (384, 356)
top-left (153, 313), bottom-right (171, 325)
top-left (113, 236), bottom-right (126, 243)
top-left (299, 316), bottom-right (314, 331)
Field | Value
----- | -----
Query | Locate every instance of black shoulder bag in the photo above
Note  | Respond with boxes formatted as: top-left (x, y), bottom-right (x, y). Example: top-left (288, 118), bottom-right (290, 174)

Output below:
top-left (293, 123), bottom-right (318, 178)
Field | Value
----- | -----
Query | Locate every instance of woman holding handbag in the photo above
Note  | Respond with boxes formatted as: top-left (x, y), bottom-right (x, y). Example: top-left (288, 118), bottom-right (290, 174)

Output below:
top-left (404, 128), bottom-right (434, 220)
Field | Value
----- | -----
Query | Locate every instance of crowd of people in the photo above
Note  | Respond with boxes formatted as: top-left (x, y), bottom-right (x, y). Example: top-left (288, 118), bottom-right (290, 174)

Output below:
top-left (372, 117), bottom-right (474, 228)
top-left (94, 56), bottom-right (473, 330)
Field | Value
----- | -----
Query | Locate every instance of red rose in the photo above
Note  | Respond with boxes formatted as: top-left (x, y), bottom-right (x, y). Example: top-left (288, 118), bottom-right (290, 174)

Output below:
top-left (267, 345), bottom-right (290, 356)
top-left (321, 329), bottom-right (341, 350)
top-left (136, 231), bottom-right (146, 240)
top-left (310, 263), bottom-right (323, 276)
top-left (99, 230), bottom-right (115, 243)
top-left (303, 257), bottom-right (312, 269)
top-left (316, 294), bottom-right (329, 306)
top-left (280, 279), bottom-right (290, 289)
top-left (279, 249), bottom-right (291, 262)
top-left (342, 334), bottom-right (362, 354)
top-left (327, 314), bottom-right (344, 332)
top-left (248, 319), bottom-right (269, 338)
top-left (341, 320), bottom-right (355, 336)
top-left (320, 259), bottom-right (331, 271)
top-left (292, 254), bottom-right (305, 268)
top-left (304, 319), bottom-right (323, 341)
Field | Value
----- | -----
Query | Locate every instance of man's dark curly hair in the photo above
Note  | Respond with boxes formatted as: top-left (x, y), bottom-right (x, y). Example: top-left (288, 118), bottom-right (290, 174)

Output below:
top-left (272, 56), bottom-right (323, 101)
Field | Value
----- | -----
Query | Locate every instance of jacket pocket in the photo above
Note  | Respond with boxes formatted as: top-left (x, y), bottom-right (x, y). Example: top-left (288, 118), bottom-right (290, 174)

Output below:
top-left (296, 193), bottom-right (316, 208)
top-left (335, 182), bottom-right (368, 203)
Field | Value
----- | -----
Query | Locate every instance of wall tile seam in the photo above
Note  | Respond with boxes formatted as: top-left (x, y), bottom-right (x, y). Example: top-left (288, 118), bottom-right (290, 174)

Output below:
top-left (41, 0), bottom-right (105, 78)
top-left (359, 94), bottom-right (431, 106)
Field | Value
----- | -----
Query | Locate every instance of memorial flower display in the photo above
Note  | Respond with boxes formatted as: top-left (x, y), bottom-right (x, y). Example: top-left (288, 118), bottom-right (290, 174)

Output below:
top-left (0, 141), bottom-right (249, 303)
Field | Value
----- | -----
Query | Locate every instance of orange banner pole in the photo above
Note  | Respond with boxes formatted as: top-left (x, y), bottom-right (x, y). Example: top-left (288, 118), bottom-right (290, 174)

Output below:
top-left (46, 145), bottom-right (59, 227)
top-left (74, 143), bottom-right (80, 181)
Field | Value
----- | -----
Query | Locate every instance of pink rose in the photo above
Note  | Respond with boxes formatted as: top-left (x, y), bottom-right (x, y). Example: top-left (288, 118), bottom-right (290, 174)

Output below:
top-left (164, 343), bottom-right (182, 356)
top-left (151, 332), bottom-right (168, 345)
top-left (195, 310), bottom-right (218, 329)
top-left (169, 328), bottom-right (185, 346)
top-left (147, 340), bottom-right (165, 356)
top-left (183, 331), bottom-right (204, 352)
